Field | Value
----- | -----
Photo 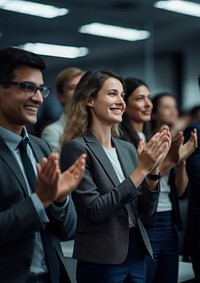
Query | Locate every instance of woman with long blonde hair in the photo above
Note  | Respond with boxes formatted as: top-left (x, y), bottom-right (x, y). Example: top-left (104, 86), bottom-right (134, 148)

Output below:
top-left (60, 70), bottom-right (171, 283)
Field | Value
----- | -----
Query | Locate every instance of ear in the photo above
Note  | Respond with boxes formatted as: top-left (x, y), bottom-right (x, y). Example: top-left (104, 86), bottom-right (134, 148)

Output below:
top-left (86, 98), bottom-right (94, 107)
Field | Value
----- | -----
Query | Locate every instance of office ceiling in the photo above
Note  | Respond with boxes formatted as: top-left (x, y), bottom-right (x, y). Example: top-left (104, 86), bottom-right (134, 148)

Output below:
top-left (1, 0), bottom-right (200, 73)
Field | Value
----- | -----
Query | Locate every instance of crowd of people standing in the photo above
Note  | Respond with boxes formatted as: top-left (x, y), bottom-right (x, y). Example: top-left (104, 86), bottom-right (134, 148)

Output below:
top-left (0, 46), bottom-right (199, 283)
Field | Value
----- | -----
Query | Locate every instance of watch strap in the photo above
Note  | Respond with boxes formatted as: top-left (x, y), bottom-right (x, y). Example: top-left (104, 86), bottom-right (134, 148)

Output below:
top-left (147, 172), bottom-right (161, 181)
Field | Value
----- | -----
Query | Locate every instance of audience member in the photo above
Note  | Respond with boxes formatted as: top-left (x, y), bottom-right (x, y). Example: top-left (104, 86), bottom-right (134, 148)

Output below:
top-left (151, 92), bottom-right (189, 137)
top-left (149, 92), bottom-right (197, 283)
top-left (41, 67), bottom-right (84, 151)
top-left (120, 78), bottom-right (197, 283)
top-left (60, 70), bottom-right (171, 283)
top-left (120, 78), bottom-right (152, 148)
top-left (183, 75), bottom-right (200, 282)
top-left (0, 47), bottom-right (86, 283)
top-left (189, 104), bottom-right (200, 124)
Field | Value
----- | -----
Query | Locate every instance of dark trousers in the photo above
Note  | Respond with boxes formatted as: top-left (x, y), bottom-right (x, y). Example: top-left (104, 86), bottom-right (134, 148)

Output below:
top-left (76, 228), bottom-right (146, 283)
top-left (146, 211), bottom-right (179, 283)
top-left (26, 273), bottom-right (48, 283)
top-left (190, 254), bottom-right (200, 282)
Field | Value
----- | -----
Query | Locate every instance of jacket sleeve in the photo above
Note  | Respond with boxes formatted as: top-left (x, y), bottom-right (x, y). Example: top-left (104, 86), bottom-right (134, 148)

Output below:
top-left (47, 197), bottom-right (77, 241)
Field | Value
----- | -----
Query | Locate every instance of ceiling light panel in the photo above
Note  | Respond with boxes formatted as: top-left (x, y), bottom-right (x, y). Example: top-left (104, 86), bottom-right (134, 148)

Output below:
top-left (79, 23), bottom-right (150, 41)
top-left (0, 0), bottom-right (69, 18)
top-left (17, 43), bottom-right (89, 59)
top-left (154, 0), bottom-right (200, 17)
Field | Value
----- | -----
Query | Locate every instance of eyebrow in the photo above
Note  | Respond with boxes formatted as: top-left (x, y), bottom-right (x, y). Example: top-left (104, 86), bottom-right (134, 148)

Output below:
top-left (17, 81), bottom-right (45, 87)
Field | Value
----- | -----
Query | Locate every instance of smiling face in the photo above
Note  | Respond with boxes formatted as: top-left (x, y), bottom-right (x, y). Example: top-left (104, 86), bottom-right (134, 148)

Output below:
top-left (87, 77), bottom-right (125, 128)
top-left (125, 85), bottom-right (153, 123)
top-left (0, 65), bottom-right (44, 135)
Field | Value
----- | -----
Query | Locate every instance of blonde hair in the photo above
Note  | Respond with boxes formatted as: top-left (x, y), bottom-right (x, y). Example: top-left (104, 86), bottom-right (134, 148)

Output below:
top-left (61, 70), bottom-right (124, 147)
top-left (56, 67), bottom-right (84, 93)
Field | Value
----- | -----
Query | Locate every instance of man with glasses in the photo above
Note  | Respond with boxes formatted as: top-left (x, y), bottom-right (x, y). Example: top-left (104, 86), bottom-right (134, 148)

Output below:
top-left (1, 81), bottom-right (51, 98)
top-left (0, 47), bottom-right (86, 283)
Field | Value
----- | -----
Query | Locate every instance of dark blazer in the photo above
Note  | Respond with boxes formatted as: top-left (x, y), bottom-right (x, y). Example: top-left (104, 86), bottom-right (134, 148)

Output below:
top-left (183, 121), bottom-right (200, 254)
top-left (60, 133), bottom-right (160, 265)
top-left (0, 133), bottom-right (76, 283)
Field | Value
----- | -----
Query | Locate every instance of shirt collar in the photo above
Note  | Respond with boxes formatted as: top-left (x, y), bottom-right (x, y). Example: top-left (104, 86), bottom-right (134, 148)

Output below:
top-left (0, 126), bottom-right (29, 150)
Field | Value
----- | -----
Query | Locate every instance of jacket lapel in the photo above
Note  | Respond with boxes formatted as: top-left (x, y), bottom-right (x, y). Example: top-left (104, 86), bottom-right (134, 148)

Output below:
top-left (82, 134), bottom-right (120, 187)
top-left (81, 134), bottom-right (137, 186)
top-left (29, 139), bottom-right (45, 164)
top-left (0, 137), bottom-right (28, 195)
top-left (112, 138), bottom-right (137, 177)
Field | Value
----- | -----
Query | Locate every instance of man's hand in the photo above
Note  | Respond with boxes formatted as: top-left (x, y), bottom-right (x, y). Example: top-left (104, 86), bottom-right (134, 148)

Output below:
top-left (56, 153), bottom-right (86, 203)
top-left (35, 153), bottom-right (86, 208)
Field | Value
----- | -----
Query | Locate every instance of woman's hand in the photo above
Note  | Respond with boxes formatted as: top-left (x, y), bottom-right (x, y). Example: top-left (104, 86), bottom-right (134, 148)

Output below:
top-left (180, 128), bottom-right (197, 161)
top-left (137, 125), bottom-right (171, 174)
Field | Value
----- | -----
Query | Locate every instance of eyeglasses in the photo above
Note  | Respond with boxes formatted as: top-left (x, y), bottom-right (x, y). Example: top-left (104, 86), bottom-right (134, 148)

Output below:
top-left (1, 81), bottom-right (51, 98)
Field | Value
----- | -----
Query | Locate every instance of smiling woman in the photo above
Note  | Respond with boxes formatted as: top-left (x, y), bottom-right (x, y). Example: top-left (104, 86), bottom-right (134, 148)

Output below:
top-left (119, 77), bottom-right (197, 283)
top-left (120, 77), bottom-right (153, 148)
top-left (60, 69), bottom-right (172, 283)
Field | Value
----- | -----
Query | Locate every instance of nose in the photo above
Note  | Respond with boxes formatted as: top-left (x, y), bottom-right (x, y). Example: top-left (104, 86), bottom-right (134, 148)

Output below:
top-left (31, 89), bottom-right (43, 103)
top-left (116, 96), bottom-right (126, 111)
top-left (117, 94), bottom-right (125, 103)
top-left (117, 97), bottom-right (125, 109)
top-left (145, 98), bottom-right (153, 108)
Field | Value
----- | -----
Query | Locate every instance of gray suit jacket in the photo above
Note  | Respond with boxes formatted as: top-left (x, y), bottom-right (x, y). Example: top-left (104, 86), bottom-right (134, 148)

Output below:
top-left (0, 134), bottom-right (76, 283)
top-left (60, 133), bottom-right (159, 264)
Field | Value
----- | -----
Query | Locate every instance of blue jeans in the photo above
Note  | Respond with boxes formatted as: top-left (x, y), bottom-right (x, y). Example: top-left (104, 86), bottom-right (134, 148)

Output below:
top-left (146, 211), bottom-right (179, 283)
top-left (76, 228), bottom-right (146, 283)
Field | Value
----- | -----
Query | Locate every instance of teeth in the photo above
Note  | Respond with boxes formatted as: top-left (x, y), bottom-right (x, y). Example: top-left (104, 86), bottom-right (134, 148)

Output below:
top-left (112, 109), bottom-right (122, 114)
top-left (25, 106), bottom-right (37, 111)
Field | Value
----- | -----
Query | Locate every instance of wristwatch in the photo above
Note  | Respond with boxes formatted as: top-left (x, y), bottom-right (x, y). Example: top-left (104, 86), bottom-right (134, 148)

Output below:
top-left (147, 172), bottom-right (161, 181)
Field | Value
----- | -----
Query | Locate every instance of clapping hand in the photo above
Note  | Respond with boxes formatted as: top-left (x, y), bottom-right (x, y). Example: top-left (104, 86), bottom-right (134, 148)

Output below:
top-left (161, 131), bottom-right (184, 171)
top-left (180, 128), bottom-right (197, 161)
top-left (137, 125), bottom-right (171, 174)
top-left (160, 129), bottom-right (197, 176)
top-left (35, 153), bottom-right (86, 207)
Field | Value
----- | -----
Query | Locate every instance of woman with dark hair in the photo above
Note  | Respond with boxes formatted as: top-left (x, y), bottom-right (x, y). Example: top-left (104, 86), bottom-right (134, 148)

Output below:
top-left (60, 70), bottom-right (171, 283)
top-left (120, 77), bottom-right (153, 148)
top-left (120, 82), bottom-right (197, 283)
